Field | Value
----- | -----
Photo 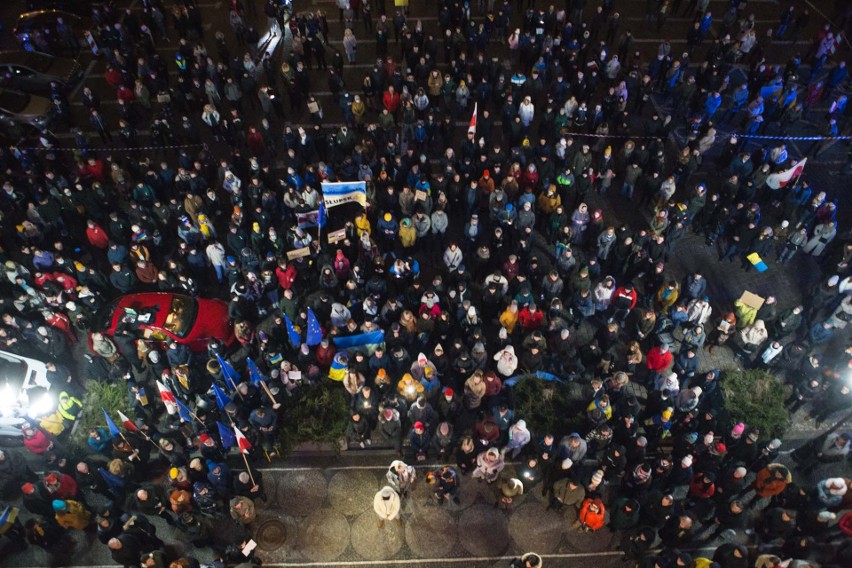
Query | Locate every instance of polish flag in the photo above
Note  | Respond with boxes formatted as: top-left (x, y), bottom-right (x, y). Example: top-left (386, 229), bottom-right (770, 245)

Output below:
top-left (234, 425), bottom-right (253, 454)
top-left (156, 379), bottom-right (177, 415)
top-left (767, 158), bottom-right (807, 190)
top-left (468, 102), bottom-right (477, 136)
top-left (117, 410), bottom-right (140, 432)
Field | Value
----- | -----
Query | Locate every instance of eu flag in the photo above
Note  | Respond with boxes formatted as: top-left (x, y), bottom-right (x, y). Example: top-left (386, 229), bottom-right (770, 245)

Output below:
top-left (306, 308), bottom-right (323, 346)
top-left (284, 314), bottom-right (301, 348)
top-left (217, 421), bottom-right (236, 449)
top-left (102, 408), bottom-right (121, 438)
top-left (318, 199), bottom-right (327, 228)
top-left (246, 357), bottom-right (265, 386)
top-left (175, 398), bottom-right (194, 422)
top-left (216, 354), bottom-right (241, 391)
top-left (211, 383), bottom-right (232, 410)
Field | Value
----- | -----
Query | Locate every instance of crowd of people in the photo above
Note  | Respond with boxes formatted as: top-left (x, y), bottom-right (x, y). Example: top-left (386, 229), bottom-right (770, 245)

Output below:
top-left (1, 0), bottom-right (852, 567)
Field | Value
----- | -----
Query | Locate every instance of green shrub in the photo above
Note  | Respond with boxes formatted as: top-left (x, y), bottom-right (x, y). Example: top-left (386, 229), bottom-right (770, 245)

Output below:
top-left (720, 369), bottom-right (789, 438)
top-left (512, 376), bottom-right (586, 437)
top-left (73, 381), bottom-right (133, 445)
top-left (276, 382), bottom-right (349, 454)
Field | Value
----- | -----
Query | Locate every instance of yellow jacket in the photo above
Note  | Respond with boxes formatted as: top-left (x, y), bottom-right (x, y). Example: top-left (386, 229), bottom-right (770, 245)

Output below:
top-left (397, 373), bottom-right (424, 402)
top-left (55, 500), bottom-right (91, 530)
top-left (399, 222), bottom-right (416, 248)
top-left (733, 299), bottom-right (758, 328)
top-left (354, 215), bottom-right (371, 236)
top-left (499, 307), bottom-right (519, 334)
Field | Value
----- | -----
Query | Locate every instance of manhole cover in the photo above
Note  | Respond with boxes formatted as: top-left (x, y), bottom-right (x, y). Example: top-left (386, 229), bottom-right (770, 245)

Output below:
top-left (255, 518), bottom-right (288, 550)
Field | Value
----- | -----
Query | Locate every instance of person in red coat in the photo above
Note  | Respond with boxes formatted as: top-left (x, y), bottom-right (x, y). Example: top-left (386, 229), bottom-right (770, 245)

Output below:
top-left (646, 343), bottom-right (673, 380)
top-left (518, 303), bottom-right (544, 332)
top-left (22, 427), bottom-right (52, 455)
top-left (382, 86), bottom-right (400, 113)
top-left (43, 471), bottom-right (78, 500)
top-left (85, 220), bottom-right (110, 250)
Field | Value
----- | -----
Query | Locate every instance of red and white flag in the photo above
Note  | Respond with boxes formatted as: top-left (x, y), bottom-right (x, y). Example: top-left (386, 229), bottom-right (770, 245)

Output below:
top-left (233, 425), bottom-right (253, 454)
top-left (156, 379), bottom-right (177, 415)
top-left (117, 410), bottom-right (140, 432)
top-left (468, 102), bottom-right (478, 136)
top-left (766, 158), bottom-right (807, 190)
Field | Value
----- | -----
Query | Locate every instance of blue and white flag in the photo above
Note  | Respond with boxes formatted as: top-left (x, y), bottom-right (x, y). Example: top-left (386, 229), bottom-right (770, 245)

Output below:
top-left (321, 181), bottom-right (367, 208)
top-left (306, 308), bottom-right (323, 346)
top-left (284, 313), bottom-right (301, 348)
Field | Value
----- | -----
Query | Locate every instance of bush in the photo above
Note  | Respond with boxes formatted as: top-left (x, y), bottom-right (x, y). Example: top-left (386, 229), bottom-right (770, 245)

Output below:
top-left (720, 369), bottom-right (789, 438)
top-left (276, 382), bottom-right (350, 454)
top-left (512, 376), bottom-right (586, 438)
top-left (73, 381), bottom-right (133, 445)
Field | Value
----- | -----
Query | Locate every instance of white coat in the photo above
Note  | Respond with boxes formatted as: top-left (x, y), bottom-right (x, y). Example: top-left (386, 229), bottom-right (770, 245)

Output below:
top-left (373, 487), bottom-right (401, 520)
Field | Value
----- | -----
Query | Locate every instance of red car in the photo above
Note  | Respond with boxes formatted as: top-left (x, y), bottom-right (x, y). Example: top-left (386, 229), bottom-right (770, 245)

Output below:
top-left (93, 293), bottom-right (234, 352)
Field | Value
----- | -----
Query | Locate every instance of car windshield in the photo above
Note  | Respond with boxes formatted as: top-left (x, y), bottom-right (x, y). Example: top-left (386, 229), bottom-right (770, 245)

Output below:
top-left (23, 52), bottom-right (54, 72)
top-left (164, 295), bottom-right (198, 338)
top-left (0, 90), bottom-right (30, 113)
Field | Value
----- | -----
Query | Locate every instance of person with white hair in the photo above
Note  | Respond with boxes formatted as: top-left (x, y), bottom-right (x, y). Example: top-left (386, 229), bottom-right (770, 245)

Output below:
top-left (373, 486), bottom-right (401, 528)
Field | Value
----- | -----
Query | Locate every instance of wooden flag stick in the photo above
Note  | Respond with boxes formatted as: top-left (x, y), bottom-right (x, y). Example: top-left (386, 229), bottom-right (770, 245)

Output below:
top-left (240, 451), bottom-right (257, 486)
top-left (258, 380), bottom-right (279, 407)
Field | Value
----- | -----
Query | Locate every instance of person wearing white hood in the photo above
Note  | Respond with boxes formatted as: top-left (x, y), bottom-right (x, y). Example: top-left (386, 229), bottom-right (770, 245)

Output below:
top-left (386, 460), bottom-right (417, 497)
top-left (654, 372), bottom-right (681, 396)
top-left (503, 420), bottom-right (531, 458)
top-left (494, 345), bottom-right (519, 377)
top-left (373, 486), bottom-right (401, 528)
top-left (675, 387), bottom-right (702, 413)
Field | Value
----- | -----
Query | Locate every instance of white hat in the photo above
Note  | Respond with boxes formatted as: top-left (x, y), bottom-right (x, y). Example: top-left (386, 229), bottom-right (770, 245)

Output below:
top-left (591, 469), bottom-right (604, 485)
top-left (561, 458), bottom-right (573, 470)
top-left (681, 455), bottom-right (693, 468)
top-left (828, 275), bottom-right (840, 286)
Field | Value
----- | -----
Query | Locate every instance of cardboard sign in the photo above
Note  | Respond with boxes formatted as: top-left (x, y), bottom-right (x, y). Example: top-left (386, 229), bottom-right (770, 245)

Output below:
top-left (307, 101), bottom-right (320, 113)
top-left (415, 189), bottom-right (428, 201)
top-left (738, 290), bottom-right (765, 311)
top-left (286, 247), bottom-right (311, 260)
top-left (328, 229), bottom-right (347, 244)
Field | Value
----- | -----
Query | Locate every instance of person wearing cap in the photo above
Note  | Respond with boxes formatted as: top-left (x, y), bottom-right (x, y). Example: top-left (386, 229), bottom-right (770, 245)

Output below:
top-left (815, 477), bottom-right (849, 509)
top-left (53, 498), bottom-right (92, 530)
top-left (714, 465), bottom-right (749, 503)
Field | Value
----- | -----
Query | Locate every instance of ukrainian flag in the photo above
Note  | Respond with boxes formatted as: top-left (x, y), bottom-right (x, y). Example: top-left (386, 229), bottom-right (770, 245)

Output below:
top-left (328, 352), bottom-right (348, 382)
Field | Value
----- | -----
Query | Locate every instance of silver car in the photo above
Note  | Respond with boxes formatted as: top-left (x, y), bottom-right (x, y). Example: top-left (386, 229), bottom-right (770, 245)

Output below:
top-left (0, 50), bottom-right (82, 94)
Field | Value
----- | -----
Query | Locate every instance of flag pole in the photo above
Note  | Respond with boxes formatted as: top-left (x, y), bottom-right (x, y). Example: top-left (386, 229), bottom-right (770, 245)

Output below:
top-left (241, 451), bottom-right (257, 486)
top-left (258, 380), bottom-right (280, 408)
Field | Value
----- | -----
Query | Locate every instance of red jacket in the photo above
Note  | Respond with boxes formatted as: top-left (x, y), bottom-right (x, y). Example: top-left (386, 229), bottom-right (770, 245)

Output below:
top-left (578, 498), bottom-right (606, 530)
top-left (275, 264), bottom-right (298, 289)
top-left (646, 347), bottom-right (673, 373)
top-left (86, 224), bottom-right (110, 249)
top-left (382, 90), bottom-right (400, 112)
top-left (612, 287), bottom-right (638, 310)
top-left (688, 473), bottom-right (716, 499)
top-left (23, 429), bottom-right (52, 454)
top-left (518, 307), bottom-right (544, 331)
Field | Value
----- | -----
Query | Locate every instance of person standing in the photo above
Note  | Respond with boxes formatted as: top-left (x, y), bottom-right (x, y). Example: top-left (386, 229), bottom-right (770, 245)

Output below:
top-left (373, 486), bottom-right (401, 528)
top-left (386, 460), bottom-right (416, 497)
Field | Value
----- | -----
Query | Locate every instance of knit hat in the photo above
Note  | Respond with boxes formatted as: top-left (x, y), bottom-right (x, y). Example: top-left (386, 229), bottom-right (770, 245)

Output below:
top-left (21, 482), bottom-right (35, 494)
top-left (661, 409), bottom-right (673, 421)
top-left (199, 434), bottom-right (212, 444)
top-left (561, 458), bottom-right (573, 470)
top-left (732, 423), bottom-right (745, 435)
top-left (44, 473), bottom-right (58, 485)
top-left (169, 467), bottom-right (180, 480)
top-left (681, 455), bottom-right (693, 468)
top-left (768, 438), bottom-right (782, 450)
top-left (591, 469), bottom-right (604, 485)
top-left (52, 499), bottom-right (67, 512)
top-left (714, 442), bottom-right (727, 454)
top-left (826, 478), bottom-right (848, 496)
top-left (414, 421), bottom-right (424, 432)
top-left (818, 511), bottom-right (837, 522)
top-left (444, 387), bottom-right (454, 397)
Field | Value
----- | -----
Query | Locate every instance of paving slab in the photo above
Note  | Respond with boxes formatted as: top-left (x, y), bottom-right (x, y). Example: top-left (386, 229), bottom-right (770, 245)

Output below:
top-left (509, 503), bottom-right (566, 554)
top-left (458, 504), bottom-right (511, 557)
top-left (351, 509), bottom-right (405, 559)
top-left (276, 469), bottom-right (328, 516)
top-left (403, 505), bottom-right (458, 557)
top-left (327, 470), bottom-right (382, 516)
top-left (297, 508), bottom-right (350, 562)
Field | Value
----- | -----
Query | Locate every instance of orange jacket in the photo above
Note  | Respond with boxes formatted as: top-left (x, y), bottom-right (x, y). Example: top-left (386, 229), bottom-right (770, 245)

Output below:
top-left (754, 464), bottom-right (791, 498)
top-left (578, 498), bottom-right (606, 530)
